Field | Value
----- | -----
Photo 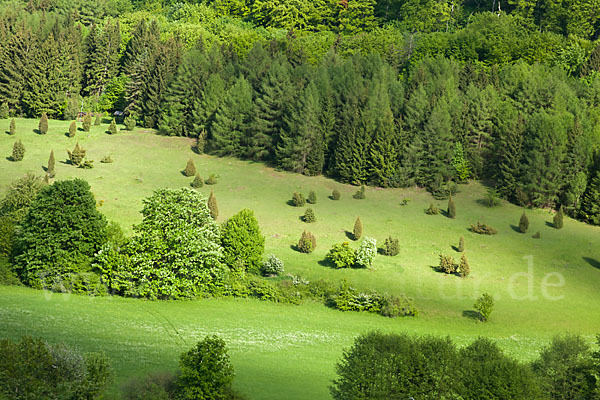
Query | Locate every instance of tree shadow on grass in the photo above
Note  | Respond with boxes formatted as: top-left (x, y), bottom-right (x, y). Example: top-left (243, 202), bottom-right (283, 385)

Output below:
top-left (510, 224), bottom-right (523, 233)
top-left (545, 221), bottom-right (555, 228)
top-left (318, 258), bottom-right (337, 269)
top-left (345, 230), bottom-right (356, 240)
top-left (583, 257), bottom-right (600, 270)
top-left (462, 310), bottom-right (481, 321)
top-left (286, 199), bottom-right (299, 207)
top-left (451, 245), bottom-right (460, 252)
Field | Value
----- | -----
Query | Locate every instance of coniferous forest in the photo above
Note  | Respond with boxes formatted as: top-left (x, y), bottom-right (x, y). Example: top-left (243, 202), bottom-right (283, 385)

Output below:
top-left (1, 0), bottom-right (600, 223)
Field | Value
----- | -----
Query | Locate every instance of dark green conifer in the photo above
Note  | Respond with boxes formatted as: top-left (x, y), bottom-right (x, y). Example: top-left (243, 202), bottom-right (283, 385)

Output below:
top-left (68, 121), bottom-right (76, 138)
top-left (38, 112), bottom-right (48, 134)
top-left (9, 118), bottom-right (15, 135)
top-left (447, 195), bottom-right (456, 219)
top-left (11, 140), bottom-right (24, 161)
top-left (47, 150), bottom-right (55, 178)
top-left (307, 190), bottom-right (317, 204)
top-left (519, 212), bottom-right (529, 233)
top-left (184, 159), bottom-right (196, 177)
top-left (458, 236), bottom-right (464, 252)
top-left (353, 217), bottom-right (363, 240)
top-left (303, 208), bottom-right (316, 223)
top-left (580, 171), bottom-right (600, 225)
top-left (191, 173), bottom-right (203, 188)
top-left (553, 206), bottom-right (564, 229)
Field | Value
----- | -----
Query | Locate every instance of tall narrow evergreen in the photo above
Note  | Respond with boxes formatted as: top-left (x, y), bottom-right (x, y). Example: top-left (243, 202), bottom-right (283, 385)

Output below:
top-left (353, 217), bottom-right (363, 240)
top-left (11, 140), bottom-right (25, 161)
top-left (38, 112), bottom-right (48, 134)
top-left (519, 212), bottom-right (529, 233)
top-left (9, 118), bottom-right (15, 135)
top-left (68, 121), bottom-right (76, 138)
top-left (82, 112), bottom-right (92, 132)
top-left (107, 118), bottom-right (118, 135)
top-left (553, 206), bottom-right (564, 229)
top-left (580, 171), bottom-right (600, 225)
top-left (184, 159), bottom-right (196, 177)
top-left (207, 190), bottom-right (218, 220)
top-left (447, 195), bottom-right (456, 219)
top-left (47, 150), bottom-right (55, 178)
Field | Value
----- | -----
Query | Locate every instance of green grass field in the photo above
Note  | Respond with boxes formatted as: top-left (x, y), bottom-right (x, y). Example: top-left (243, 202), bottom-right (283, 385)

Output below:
top-left (1, 118), bottom-right (599, 399)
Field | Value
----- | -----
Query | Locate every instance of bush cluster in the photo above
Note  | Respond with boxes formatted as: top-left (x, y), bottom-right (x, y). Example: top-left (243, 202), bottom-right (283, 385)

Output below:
top-left (470, 221), bottom-right (498, 235)
top-left (352, 185), bottom-right (366, 199)
top-left (297, 231), bottom-right (316, 253)
top-left (11, 139), bottom-right (25, 161)
top-left (355, 237), bottom-right (377, 268)
top-left (291, 191), bottom-right (305, 206)
top-left (205, 173), bottom-right (218, 185)
top-left (381, 236), bottom-right (399, 256)
top-left (333, 280), bottom-right (418, 317)
top-left (425, 203), bottom-right (439, 215)
top-left (326, 242), bottom-right (356, 268)
top-left (438, 254), bottom-right (457, 274)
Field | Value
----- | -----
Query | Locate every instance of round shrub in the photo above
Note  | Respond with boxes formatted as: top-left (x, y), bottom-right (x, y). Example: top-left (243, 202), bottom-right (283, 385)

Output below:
top-left (184, 159), bottom-right (196, 177)
top-left (303, 208), bottom-right (316, 223)
top-left (298, 231), bottom-right (316, 253)
top-left (332, 189), bottom-right (340, 200)
top-left (355, 237), bottom-right (377, 268)
top-left (326, 243), bottom-right (356, 269)
top-left (519, 212), bottom-right (529, 233)
top-left (261, 254), bottom-right (284, 276)
top-left (292, 192), bottom-right (305, 207)
top-left (307, 190), bottom-right (317, 204)
top-left (191, 173), bottom-right (204, 188)
top-left (11, 139), bottom-right (24, 161)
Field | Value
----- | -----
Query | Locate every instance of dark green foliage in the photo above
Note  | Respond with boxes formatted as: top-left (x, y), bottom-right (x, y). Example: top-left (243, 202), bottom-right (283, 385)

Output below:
top-left (0, 102), bottom-right (8, 118)
top-left (458, 236), bottom-right (464, 252)
top-left (307, 190), bottom-right (317, 204)
top-left (176, 336), bottom-right (235, 400)
top-left (447, 195), bottom-right (456, 218)
top-left (302, 208), bottom-right (316, 223)
top-left (332, 281), bottom-right (417, 317)
top-left (191, 173), bottom-right (204, 188)
top-left (580, 171), bottom-right (600, 225)
top-left (11, 140), bottom-right (24, 161)
top-left (381, 236), bottom-right (399, 256)
top-left (326, 243), bottom-right (356, 268)
top-left (184, 158), bottom-right (196, 177)
top-left (38, 112), bottom-right (48, 134)
top-left (553, 206), bottom-right (564, 229)
top-left (68, 121), bottom-right (76, 137)
top-left (458, 254), bottom-right (470, 277)
top-left (533, 231), bottom-right (541, 239)
top-left (94, 114), bottom-right (102, 125)
top-left (205, 174), bottom-right (218, 185)
top-left (438, 254), bottom-right (458, 274)
top-left (221, 209), bottom-right (265, 274)
top-left (353, 217), bottom-right (362, 240)
top-left (425, 203), bottom-right (439, 215)
top-left (9, 118), bottom-right (15, 135)
top-left (473, 293), bottom-right (494, 321)
top-left (107, 118), bottom-right (118, 134)
top-left (0, 336), bottom-right (111, 399)
top-left (519, 212), bottom-right (529, 233)
top-left (124, 116), bottom-right (136, 130)
top-left (83, 112), bottom-right (93, 131)
top-left (298, 231), bottom-right (316, 253)
top-left (208, 191), bottom-right (218, 219)
top-left (291, 192), bottom-right (305, 207)
top-left (332, 189), bottom-right (340, 200)
top-left (47, 150), bottom-right (55, 178)
top-left (352, 185), bottom-right (366, 199)
top-left (471, 222), bottom-right (498, 235)
top-left (68, 142), bottom-right (86, 167)
top-left (14, 179), bottom-right (108, 287)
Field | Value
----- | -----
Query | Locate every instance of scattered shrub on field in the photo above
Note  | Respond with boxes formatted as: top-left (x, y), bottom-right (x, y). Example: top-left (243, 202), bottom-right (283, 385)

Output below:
top-left (307, 190), bottom-right (317, 204)
top-left (457, 236), bottom-right (464, 252)
top-left (207, 190), bottom-right (218, 219)
top-left (458, 254), bottom-right (470, 277)
top-left (82, 111), bottom-right (92, 131)
top-left (191, 173), bottom-right (204, 188)
top-left (425, 203), bottom-right (439, 215)
top-left (68, 121), bottom-right (76, 137)
top-left (400, 198), bottom-right (410, 206)
top-left (194, 129), bottom-right (207, 154)
top-left (326, 243), bottom-right (356, 268)
top-left (332, 189), bottom-right (340, 200)
top-left (221, 209), bottom-right (264, 274)
top-left (483, 188), bottom-right (501, 207)
top-left (107, 118), bottom-right (118, 134)
top-left (261, 254), bottom-right (284, 276)
top-left (553, 206), bottom-right (564, 229)
top-left (124, 116), bottom-right (136, 130)
top-left (38, 112), bottom-right (48, 134)
top-left (298, 231), bottom-right (316, 253)
top-left (473, 293), bottom-right (494, 321)
top-left (292, 191), bottom-right (305, 206)
top-left (447, 194), bottom-right (456, 218)
top-left (205, 174), bottom-right (218, 185)
top-left (9, 118), bottom-right (15, 135)
top-left (533, 231), bottom-right (541, 239)
top-left (470, 221), bottom-right (497, 235)
top-left (100, 155), bottom-right (113, 163)
top-left (67, 142), bottom-right (86, 166)
top-left (381, 236), bottom-right (399, 256)
top-left (438, 254), bottom-right (458, 274)
top-left (11, 139), bottom-right (24, 161)
top-left (519, 212), bottom-right (529, 233)
top-left (380, 294), bottom-right (419, 317)
top-left (183, 158), bottom-right (196, 177)
top-left (94, 113), bottom-right (102, 125)
top-left (353, 216), bottom-right (362, 240)
top-left (353, 185), bottom-right (366, 199)
top-left (355, 237), bottom-right (377, 268)
top-left (47, 150), bottom-right (55, 178)
top-left (0, 102), bottom-right (8, 118)
top-left (302, 208), bottom-right (316, 223)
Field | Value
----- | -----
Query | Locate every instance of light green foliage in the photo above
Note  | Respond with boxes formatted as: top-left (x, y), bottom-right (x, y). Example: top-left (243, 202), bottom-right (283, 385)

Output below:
top-left (452, 142), bottom-right (470, 182)
top-left (0, 336), bottom-right (111, 399)
top-left (107, 118), bottom-right (118, 135)
top-left (473, 293), bottom-right (494, 322)
top-left (38, 112), bottom-right (48, 134)
top-left (519, 212), bottom-right (529, 233)
top-left (484, 188), bottom-right (501, 207)
top-left (0, 102), bottom-right (8, 118)
top-left (176, 336), bottom-right (235, 400)
top-left (83, 112), bottom-right (93, 132)
top-left (261, 254), bottom-right (284, 276)
top-left (67, 142), bottom-right (87, 167)
top-left (110, 188), bottom-right (226, 299)
top-left (302, 208), bottom-right (316, 223)
top-left (11, 139), bottom-right (24, 161)
top-left (326, 243), bottom-right (356, 269)
top-left (355, 237), bottom-right (376, 268)
top-left (124, 116), bottom-right (136, 131)
top-left (458, 254), bottom-right (470, 277)
top-left (221, 209), bottom-right (265, 274)
top-left (14, 179), bottom-right (107, 288)
top-left (68, 121), bottom-right (76, 137)
top-left (94, 114), bottom-right (102, 126)
top-left (438, 254), bottom-right (457, 274)
top-left (297, 230), bottom-right (316, 253)
top-left (184, 158), bottom-right (196, 177)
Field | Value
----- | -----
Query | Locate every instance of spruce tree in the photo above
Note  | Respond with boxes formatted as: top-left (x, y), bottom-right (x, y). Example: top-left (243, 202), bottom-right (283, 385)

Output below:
top-left (353, 217), bottom-right (363, 240)
top-left (303, 208), bottom-right (316, 223)
top-left (458, 254), bottom-right (470, 277)
top-left (67, 143), bottom-right (86, 166)
top-left (107, 118), bottom-right (118, 135)
top-left (553, 206), bottom-right (564, 229)
top-left (191, 174), bottom-right (203, 188)
top-left (47, 150), bottom-right (55, 178)
top-left (124, 116), bottom-right (136, 131)
top-left (298, 231), bottom-right (316, 253)
top-left (11, 140), bottom-right (24, 161)
top-left (207, 191), bottom-right (218, 220)
top-left (580, 171), bottom-right (600, 225)
top-left (82, 112), bottom-right (92, 132)
top-left (307, 190), bottom-right (317, 204)
top-left (447, 195), bottom-right (456, 219)
top-left (458, 236), bottom-right (464, 252)
top-left (9, 118), bottom-right (15, 135)
top-left (38, 112), bottom-right (48, 135)
top-left (68, 121), bottom-right (76, 138)
top-left (184, 159), bottom-right (197, 177)
top-left (519, 212), bottom-right (529, 233)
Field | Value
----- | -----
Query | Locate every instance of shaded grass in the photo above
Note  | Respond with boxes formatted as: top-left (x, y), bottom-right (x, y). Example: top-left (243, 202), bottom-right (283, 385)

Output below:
top-left (1, 118), bottom-right (600, 398)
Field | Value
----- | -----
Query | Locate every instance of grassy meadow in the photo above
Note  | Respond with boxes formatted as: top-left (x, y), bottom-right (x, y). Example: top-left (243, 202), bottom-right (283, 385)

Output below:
top-left (1, 117), bottom-right (599, 399)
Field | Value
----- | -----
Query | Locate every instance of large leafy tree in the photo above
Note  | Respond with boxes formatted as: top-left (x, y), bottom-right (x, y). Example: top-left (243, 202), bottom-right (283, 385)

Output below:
top-left (14, 179), bottom-right (108, 288)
